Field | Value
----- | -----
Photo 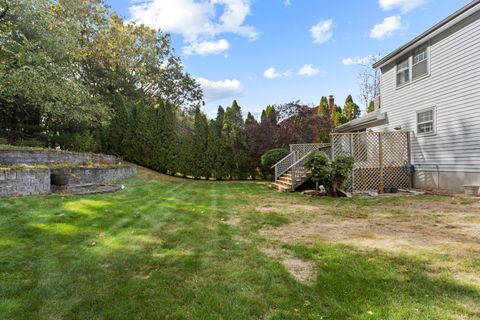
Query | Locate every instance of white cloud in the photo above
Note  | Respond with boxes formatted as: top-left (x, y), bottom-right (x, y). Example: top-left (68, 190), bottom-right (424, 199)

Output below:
top-left (263, 67), bottom-right (291, 79)
top-left (370, 16), bottom-right (402, 39)
top-left (379, 0), bottom-right (428, 12)
top-left (129, 0), bottom-right (258, 55)
top-left (298, 64), bottom-right (321, 76)
top-left (284, 0), bottom-right (291, 6)
top-left (264, 67), bottom-right (281, 79)
top-left (342, 55), bottom-right (380, 66)
top-left (196, 77), bottom-right (243, 102)
top-left (310, 19), bottom-right (333, 44)
top-left (183, 39), bottom-right (230, 56)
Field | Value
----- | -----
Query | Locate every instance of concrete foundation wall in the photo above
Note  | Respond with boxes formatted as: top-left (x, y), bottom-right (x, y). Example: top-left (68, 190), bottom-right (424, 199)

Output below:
top-left (0, 169), bottom-right (50, 197)
top-left (0, 150), bottom-right (117, 166)
top-left (415, 170), bottom-right (480, 192)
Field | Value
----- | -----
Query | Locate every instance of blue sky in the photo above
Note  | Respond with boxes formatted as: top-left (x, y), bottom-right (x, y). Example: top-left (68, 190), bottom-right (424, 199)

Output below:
top-left (105, 0), bottom-right (470, 118)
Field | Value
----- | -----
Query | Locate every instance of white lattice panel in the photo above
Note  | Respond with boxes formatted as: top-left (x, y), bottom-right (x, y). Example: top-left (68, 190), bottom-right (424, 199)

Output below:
top-left (332, 131), bottom-right (411, 192)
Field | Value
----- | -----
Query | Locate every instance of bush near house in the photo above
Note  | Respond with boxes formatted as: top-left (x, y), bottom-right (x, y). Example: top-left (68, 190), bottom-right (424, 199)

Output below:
top-left (305, 151), bottom-right (354, 196)
top-left (261, 148), bottom-right (290, 180)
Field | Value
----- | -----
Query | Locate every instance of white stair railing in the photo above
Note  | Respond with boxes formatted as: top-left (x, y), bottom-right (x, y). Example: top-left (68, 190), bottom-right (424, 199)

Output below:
top-left (290, 143), bottom-right (331, 155)
top-left (287, 151), bottom-right (314, 191)
top-left (272, 144), bottom-right (332, 190)
top-left (272, 152), bottom-right (297, 180)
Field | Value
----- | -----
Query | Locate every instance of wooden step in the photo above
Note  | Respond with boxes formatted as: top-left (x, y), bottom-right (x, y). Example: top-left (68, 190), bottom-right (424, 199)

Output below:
top-left (271, 183), bottom-right (291, 192)
top-left (274, 180), bottom-right (292, 188)
top-left (278, 176), bottom-right (292, 183)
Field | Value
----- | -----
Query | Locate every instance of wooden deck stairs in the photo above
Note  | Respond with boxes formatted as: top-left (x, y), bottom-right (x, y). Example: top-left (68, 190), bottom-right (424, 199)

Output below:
top-left (271, 168), bottom-right (311, 192)
top-left (271, 143), bottom-right (331, 192)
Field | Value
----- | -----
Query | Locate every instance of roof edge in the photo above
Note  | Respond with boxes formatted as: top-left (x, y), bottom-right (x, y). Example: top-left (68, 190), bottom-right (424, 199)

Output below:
top-left (373, 0), bottom-right (480, 69)
top-left (333, 109), bottom-right (386, 133)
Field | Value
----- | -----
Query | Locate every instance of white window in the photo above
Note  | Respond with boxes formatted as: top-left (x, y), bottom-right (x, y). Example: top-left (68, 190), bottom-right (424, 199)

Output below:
top-left (396, 43), bottom-right (430, 87)
top-left (417, 108), bottom-right (436, 135)
top-left (396, 58), bottom-right (410, 87)
top-left (412, 46), bottom-right (428, 80)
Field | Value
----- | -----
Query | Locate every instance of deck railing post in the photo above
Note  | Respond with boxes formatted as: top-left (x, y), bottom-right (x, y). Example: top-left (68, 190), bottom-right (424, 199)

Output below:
top-left (379, 132), bottom-right (384, 191)
top-left (350, 134), bottom-right (355, 192)
top-left (291, 165), bottom-right (296, 192)
top-left (406, 131), bottom-right (413, 188)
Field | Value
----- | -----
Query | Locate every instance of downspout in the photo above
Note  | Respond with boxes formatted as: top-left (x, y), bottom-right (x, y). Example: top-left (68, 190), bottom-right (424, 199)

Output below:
top-left (436, 164), bottom-right (440, 190)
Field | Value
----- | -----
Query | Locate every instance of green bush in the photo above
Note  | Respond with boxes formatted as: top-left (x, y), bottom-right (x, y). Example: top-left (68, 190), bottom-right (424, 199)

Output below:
top-left (260, 148), bottom-right (290, 180)
top-left (305, 151), bottom-right (354, 196)
top-left (68, 133), bottom-right (100, 153)
top-left (0, 137), bottom-right (8, 145)
top-left (17, 138), bottom-right (44, 148)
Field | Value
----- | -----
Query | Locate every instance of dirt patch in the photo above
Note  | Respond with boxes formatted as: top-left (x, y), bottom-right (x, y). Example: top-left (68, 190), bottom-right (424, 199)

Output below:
top-left (262, 216), bottom-right (480, 257)
top-left (260, 199), bottom-right (480, 285)
top-left (221, 216), bottom-right (242, 225)
top-left (263, 246), bottom-right (316, 283)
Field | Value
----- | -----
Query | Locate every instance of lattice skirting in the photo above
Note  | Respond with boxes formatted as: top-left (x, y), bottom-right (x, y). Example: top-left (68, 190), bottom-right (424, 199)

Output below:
top-left (346, 166), bottom-right (410, 192)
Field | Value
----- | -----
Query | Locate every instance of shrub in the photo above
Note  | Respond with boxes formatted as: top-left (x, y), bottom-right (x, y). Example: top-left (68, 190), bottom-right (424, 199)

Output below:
top-left (261, 148), bottom-right (290, 180)
top-left (0, 137), bottom-right (8, 145)
top-left (68, 133), bottom-right (100, 153)
top-left (17, 138), bottom-right (44, 148)
top-left (304, 151), bottom-right (354, 196)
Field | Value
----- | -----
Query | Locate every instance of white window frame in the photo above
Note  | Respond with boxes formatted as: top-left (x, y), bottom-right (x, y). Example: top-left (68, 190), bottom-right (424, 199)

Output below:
top-left (416, 107), bottom-right (436, 136)
top-left (396, 42), bottom-right (430, 89)
top-left (412, 45), bottom-right (429, 80)
top-left (396, 57), bottom-right (410, 87)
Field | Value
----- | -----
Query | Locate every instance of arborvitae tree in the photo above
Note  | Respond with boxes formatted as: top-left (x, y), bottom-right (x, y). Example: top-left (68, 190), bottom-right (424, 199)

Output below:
top-left (161, 100), bottom-right (177, 174)
top-left (223, 100), bottom-right (247, 179)
top-left (245, 112), bottom-right (257, 126)
top-left (368, 100), bottom-right (375, 113)
top-left (122, 102), bottom-right (139, 162)
top-left (317, 96), bottom-right (331, 143)
top-left (149, 100), bottom-right (171, 173)
top-left (107, 95), bottom-right (130, 156)
top-left (332, 104), bottom-right (348, 128)
top-left (260, 110), bottom-right (267, 124)
top-left (191, 107), bottom-right (209, 179)
top-left (172, 116), bottom-right (193, 177)
top-left (343, 94), bottom-right (361, 122)
top-left (206, 119), bottom-right (219, 179)
top-left (265, 105), bottom-right (277, 124)
top-left (209, 106), bottom-right (228, 179)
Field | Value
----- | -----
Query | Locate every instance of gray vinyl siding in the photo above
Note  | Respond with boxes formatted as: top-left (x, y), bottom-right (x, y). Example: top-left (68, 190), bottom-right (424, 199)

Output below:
top-left (375, 9), bottom-right (480, 173)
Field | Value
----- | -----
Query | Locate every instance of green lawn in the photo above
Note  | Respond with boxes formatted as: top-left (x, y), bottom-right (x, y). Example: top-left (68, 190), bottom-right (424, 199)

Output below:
top-left (1, 170), bottom-right (479, 319)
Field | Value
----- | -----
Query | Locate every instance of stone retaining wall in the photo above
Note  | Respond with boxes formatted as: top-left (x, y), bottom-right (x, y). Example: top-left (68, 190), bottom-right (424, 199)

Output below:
top-left (0, 150), bottom-right (117, 166)
top-left (0, 168), bottom-right (50, 197)
top-left (64, 167), bottom-right (138, 186)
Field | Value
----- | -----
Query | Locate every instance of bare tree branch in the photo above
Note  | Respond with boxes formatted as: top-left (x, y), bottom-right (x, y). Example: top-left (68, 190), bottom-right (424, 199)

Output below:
top-left (357, 54), bottom-right (381, 112)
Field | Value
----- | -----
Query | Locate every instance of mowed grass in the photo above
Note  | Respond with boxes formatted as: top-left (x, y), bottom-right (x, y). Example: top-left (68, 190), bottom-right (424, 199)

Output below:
top-left (0, 172), bottom-right (479, 319)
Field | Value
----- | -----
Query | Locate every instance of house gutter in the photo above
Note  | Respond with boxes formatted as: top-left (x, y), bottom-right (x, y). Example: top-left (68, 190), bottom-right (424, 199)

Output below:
top-left (373, 0), bottom-right (480, 69)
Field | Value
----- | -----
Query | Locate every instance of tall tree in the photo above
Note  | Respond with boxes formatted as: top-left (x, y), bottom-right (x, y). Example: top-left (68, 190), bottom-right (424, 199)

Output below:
top-left (317, 96), bottom-right (332, 143)
top-left (223, 100), bottom-right (249, 179)
top-left (245, 112), bottom-right (257, 126)
top-left (343, 94), bottom-right (361, 122)
top-left (209, 106), bottom-right (228, 179)
top-left (0, 0), bottom-right (202, 149)
top-left (191, 107), bottom-right (209, 179)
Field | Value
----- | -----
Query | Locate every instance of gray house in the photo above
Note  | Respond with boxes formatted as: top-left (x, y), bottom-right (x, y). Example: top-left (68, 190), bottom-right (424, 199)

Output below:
top-left (336, 0), bottom-right (480, 191)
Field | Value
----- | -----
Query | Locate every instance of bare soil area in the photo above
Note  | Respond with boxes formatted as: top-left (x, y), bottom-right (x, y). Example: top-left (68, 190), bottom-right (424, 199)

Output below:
top-left (258, 196), bottom-right (480, 286)
top-left (262, 245), bottom-right (316, 282)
